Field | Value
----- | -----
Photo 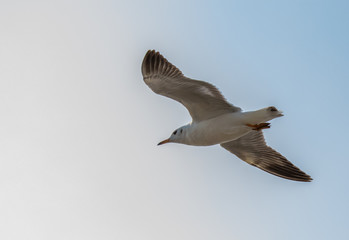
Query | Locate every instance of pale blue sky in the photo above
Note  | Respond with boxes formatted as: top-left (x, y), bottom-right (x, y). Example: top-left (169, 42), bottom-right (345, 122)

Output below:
top-left (0, 0), bottom-right (348, 239)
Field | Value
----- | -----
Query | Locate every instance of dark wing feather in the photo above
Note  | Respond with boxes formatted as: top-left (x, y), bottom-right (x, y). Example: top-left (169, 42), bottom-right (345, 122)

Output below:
top-left (141, 50), bottom-right (241, 122)
top-left (221, 131), bottom-right (312, 182)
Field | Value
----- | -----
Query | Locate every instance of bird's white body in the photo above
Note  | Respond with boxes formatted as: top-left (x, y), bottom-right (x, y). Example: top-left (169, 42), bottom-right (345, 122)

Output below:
top-left (179, 109), bottom-right (280, 146)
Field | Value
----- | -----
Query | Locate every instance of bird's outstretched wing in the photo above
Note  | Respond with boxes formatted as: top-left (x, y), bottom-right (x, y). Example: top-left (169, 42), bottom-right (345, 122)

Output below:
top-left (141, 50), bottom-right (241, 122)
top-left (221, 131), bottom-right (312, 182)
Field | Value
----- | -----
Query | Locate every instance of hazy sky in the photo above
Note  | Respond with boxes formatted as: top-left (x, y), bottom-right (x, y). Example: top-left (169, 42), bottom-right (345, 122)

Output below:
top-left (1, 1), bottom-right (348, 239)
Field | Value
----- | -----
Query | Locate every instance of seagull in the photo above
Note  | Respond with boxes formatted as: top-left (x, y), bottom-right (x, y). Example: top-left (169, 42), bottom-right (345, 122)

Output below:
top-left (141, 50), bottom-right (312, 182)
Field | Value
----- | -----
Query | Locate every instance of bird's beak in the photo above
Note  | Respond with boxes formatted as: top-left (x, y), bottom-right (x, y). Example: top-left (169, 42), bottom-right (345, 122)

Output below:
top-left (158, 138), bottom-right (170, 146)
top-left (278, 111), bottom-right (284, 117)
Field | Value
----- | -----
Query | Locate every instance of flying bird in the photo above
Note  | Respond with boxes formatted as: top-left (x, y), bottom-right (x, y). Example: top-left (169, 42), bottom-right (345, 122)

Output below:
top-left (141, 50), bottom-right (312, 182)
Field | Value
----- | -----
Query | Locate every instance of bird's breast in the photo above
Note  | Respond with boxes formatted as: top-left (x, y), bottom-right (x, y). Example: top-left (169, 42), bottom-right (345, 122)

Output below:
top-left (184, 113), bottom-right (251, 146)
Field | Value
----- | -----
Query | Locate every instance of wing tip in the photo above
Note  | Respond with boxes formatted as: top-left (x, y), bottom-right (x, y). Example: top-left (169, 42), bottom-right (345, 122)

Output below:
top-left (289, 174), bottom-right (313, 182)
top-left (141, 49), bottom-right (183, 79)
top-left (263, 164), bottom-right (313, 182)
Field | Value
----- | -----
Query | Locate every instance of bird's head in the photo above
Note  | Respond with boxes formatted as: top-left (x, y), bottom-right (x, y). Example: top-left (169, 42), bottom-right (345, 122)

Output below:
top-left (158, 127), bottom-right (186, 145)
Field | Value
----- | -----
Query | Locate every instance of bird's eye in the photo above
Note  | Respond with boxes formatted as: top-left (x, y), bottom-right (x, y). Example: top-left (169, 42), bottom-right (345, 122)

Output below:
top-left (173, 130), bottom-right (177, 135)
top-left (180, 129), bottom-right (183, 133)
top-left (269, 107), bottom-right (277, 112)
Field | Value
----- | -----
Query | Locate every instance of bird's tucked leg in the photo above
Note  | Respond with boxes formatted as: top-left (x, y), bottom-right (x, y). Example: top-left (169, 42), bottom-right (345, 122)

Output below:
top-left (246, 123), bottom-right (270, 131)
